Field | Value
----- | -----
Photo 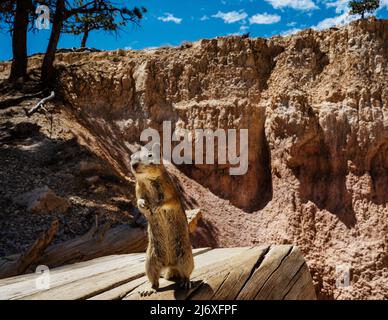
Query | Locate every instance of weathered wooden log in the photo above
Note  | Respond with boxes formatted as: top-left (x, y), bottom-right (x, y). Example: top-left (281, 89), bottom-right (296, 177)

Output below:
top-left (34, 208), bottom-right (202, 269)
top-left (0, 220), bottom-right (59, 279)
top-left (0, 245), bottom-right (316, 300)
top-left (125, 245), bottom-right (317, 300)
top-left (34, 224), bottom-right (147, 269)
top-left (0, 209), bottom-right (203, 278)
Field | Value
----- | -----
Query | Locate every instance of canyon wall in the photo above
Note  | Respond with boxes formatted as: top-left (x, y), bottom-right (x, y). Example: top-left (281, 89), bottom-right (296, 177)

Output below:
top-left (56, 19), bottom-right (387, 299)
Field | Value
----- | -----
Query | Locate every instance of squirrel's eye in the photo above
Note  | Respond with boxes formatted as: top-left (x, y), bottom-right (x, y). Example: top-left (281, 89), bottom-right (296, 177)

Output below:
top-left (148, 153), bottom-right (153, 158)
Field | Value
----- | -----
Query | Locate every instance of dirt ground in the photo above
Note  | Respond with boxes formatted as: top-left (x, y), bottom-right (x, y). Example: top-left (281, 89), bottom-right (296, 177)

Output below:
top-left (0, 81), bottom-right (138, 257)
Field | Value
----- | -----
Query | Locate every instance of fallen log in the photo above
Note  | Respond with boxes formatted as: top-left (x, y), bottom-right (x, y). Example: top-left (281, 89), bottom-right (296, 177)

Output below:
top-left (34, 223), bottom-right (147, 269)
top-left (0, 220), bottom-right (59, 279)
top-left (34, 209), bottom-right (202, 268)
top-left (0, 209), bottom-right (203, 278)
top-left (125, 245), bottom-right (317, 300)
top-left (0, 245), bottom-right (317, 300)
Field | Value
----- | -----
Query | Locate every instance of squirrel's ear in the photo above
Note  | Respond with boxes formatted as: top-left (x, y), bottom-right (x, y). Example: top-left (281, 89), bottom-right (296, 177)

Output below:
top-left (140, 145), bottom-right (149, 153)
top-left (127, 143), bottom-right (139, 154)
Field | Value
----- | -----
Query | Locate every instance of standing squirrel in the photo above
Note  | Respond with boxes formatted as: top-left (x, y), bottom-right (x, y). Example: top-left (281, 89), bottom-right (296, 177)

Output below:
top-left (130, 144), bottom-right (194, 296)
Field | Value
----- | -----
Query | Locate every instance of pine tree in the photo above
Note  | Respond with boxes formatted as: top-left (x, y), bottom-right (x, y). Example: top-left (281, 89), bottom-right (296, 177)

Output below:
top-left (349, 0), bottom-right (380, 19)
top-left (63, 0), bottom-right (146, 48)
top-left (41, 0), bottom-right (146, 83)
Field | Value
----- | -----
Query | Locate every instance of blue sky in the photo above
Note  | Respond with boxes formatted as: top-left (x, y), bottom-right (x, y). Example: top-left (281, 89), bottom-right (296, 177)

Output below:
top-left (1, 0), bottom-right (387, 61)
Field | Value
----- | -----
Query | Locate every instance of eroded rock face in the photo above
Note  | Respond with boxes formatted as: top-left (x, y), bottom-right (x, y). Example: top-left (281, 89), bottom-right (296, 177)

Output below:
top-left (58, 36), bottom-right (282, 211)
top-left (57, 19), bottom-right (387, 299)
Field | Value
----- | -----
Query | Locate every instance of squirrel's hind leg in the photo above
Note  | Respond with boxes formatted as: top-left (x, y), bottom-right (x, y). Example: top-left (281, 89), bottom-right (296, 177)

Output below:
top-left (140, 254), bottom-right (162, 297)
top-left (174, 255), bottom-right (195, 290)
top-left (164, 267), bottom-right (181, 281)
top-left (165, 267), bottom-right (193, 289)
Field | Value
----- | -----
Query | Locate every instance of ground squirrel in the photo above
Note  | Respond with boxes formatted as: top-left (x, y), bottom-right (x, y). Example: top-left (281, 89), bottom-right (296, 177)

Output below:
top-left (130, 145), bottom-right (194, 296)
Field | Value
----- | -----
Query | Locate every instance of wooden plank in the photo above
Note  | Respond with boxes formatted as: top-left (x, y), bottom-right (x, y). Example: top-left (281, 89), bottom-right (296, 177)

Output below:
top-left (283, 263), bottom-right (316, 300)
top-left (189, 246), bottom-right (269, 300)
top-left (0, 253), bottom-right (145, 300)
top-left (88, 277), bottom-right (149, 300)
top-left (9, 248), bottom-right (209, 300)
top-left (0, 253), bottom-right (143, 287)
top-left (21, 264), bottom-right (144, 300)
top-left (89, 247), bottom-right (212, 300)
top-left (235, 245), bottom-right (316, 300)
top-left (254, 246), bottom-right (311, 300)
top-left (0, 245), bottom-right (316, 300)
top-left (123, 247), bottom-right (260, 300)
top-left (236, 245), bottom-right (291, 300)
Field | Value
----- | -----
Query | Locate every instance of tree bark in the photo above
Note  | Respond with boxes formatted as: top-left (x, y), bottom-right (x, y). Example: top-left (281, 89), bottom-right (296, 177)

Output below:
top-left (81, 26), bottom-right (89, 48)
top-left (9, 0), bottom-right (31, 82)
top-left (41, 0), bottom-right (65, 83)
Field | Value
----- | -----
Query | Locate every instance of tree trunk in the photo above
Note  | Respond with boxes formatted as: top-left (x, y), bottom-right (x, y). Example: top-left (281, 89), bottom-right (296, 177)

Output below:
top-left (41, 0), bottom-right (65, 84)
top-left (81, 27), bottom-right (89, 48)
top-left (9, 0), bottom-right (31, 82)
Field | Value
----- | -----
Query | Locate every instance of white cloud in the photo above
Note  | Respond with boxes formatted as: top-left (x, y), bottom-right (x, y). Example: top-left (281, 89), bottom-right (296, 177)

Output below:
top-left (323, 0), bottom-right (349, 13)
top-left (265, 0), bottom-right (318, 10)
top-left (315, 0), bottom-right (384, 30)
top-left (200, 15), bottom-right (209, 21)
top-left (378, 0), bottom-right (388, 10)
top-left (324, 0), bottom-right (388, 13)
top-left (240, 25), bottom-right (249, 32)
top-left (144, 46), bottom-right (158, 51)
top-left (158, 13), bottom-right (182, 24)
top-left (313, 11), bottom-right (358, 30)
top-left (249, 13), bottom-right (281, 24)
top-left (226, 24), bottom-right (250, 37)
top-left (287, 21), bottom-right (297, 26)
top-left (281, 27), bottom-right (302, 36)
top-left (212, 10), bottom-right (248, 23)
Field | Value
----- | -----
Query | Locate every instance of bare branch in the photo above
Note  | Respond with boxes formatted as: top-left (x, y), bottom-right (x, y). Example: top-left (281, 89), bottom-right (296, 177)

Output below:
top-left (24, 90), bottom-right (55, 116)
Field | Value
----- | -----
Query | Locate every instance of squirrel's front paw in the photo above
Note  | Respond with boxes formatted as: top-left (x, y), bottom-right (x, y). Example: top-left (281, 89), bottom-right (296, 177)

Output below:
top-left (137, 198), bottom-right (147, 209)
top-left (137, 198), bottom-right (151, 217)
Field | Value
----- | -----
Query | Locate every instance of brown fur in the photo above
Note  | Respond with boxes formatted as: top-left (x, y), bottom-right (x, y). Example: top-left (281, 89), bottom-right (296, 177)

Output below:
top-left (130, 147), bottom-right (194, 292)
